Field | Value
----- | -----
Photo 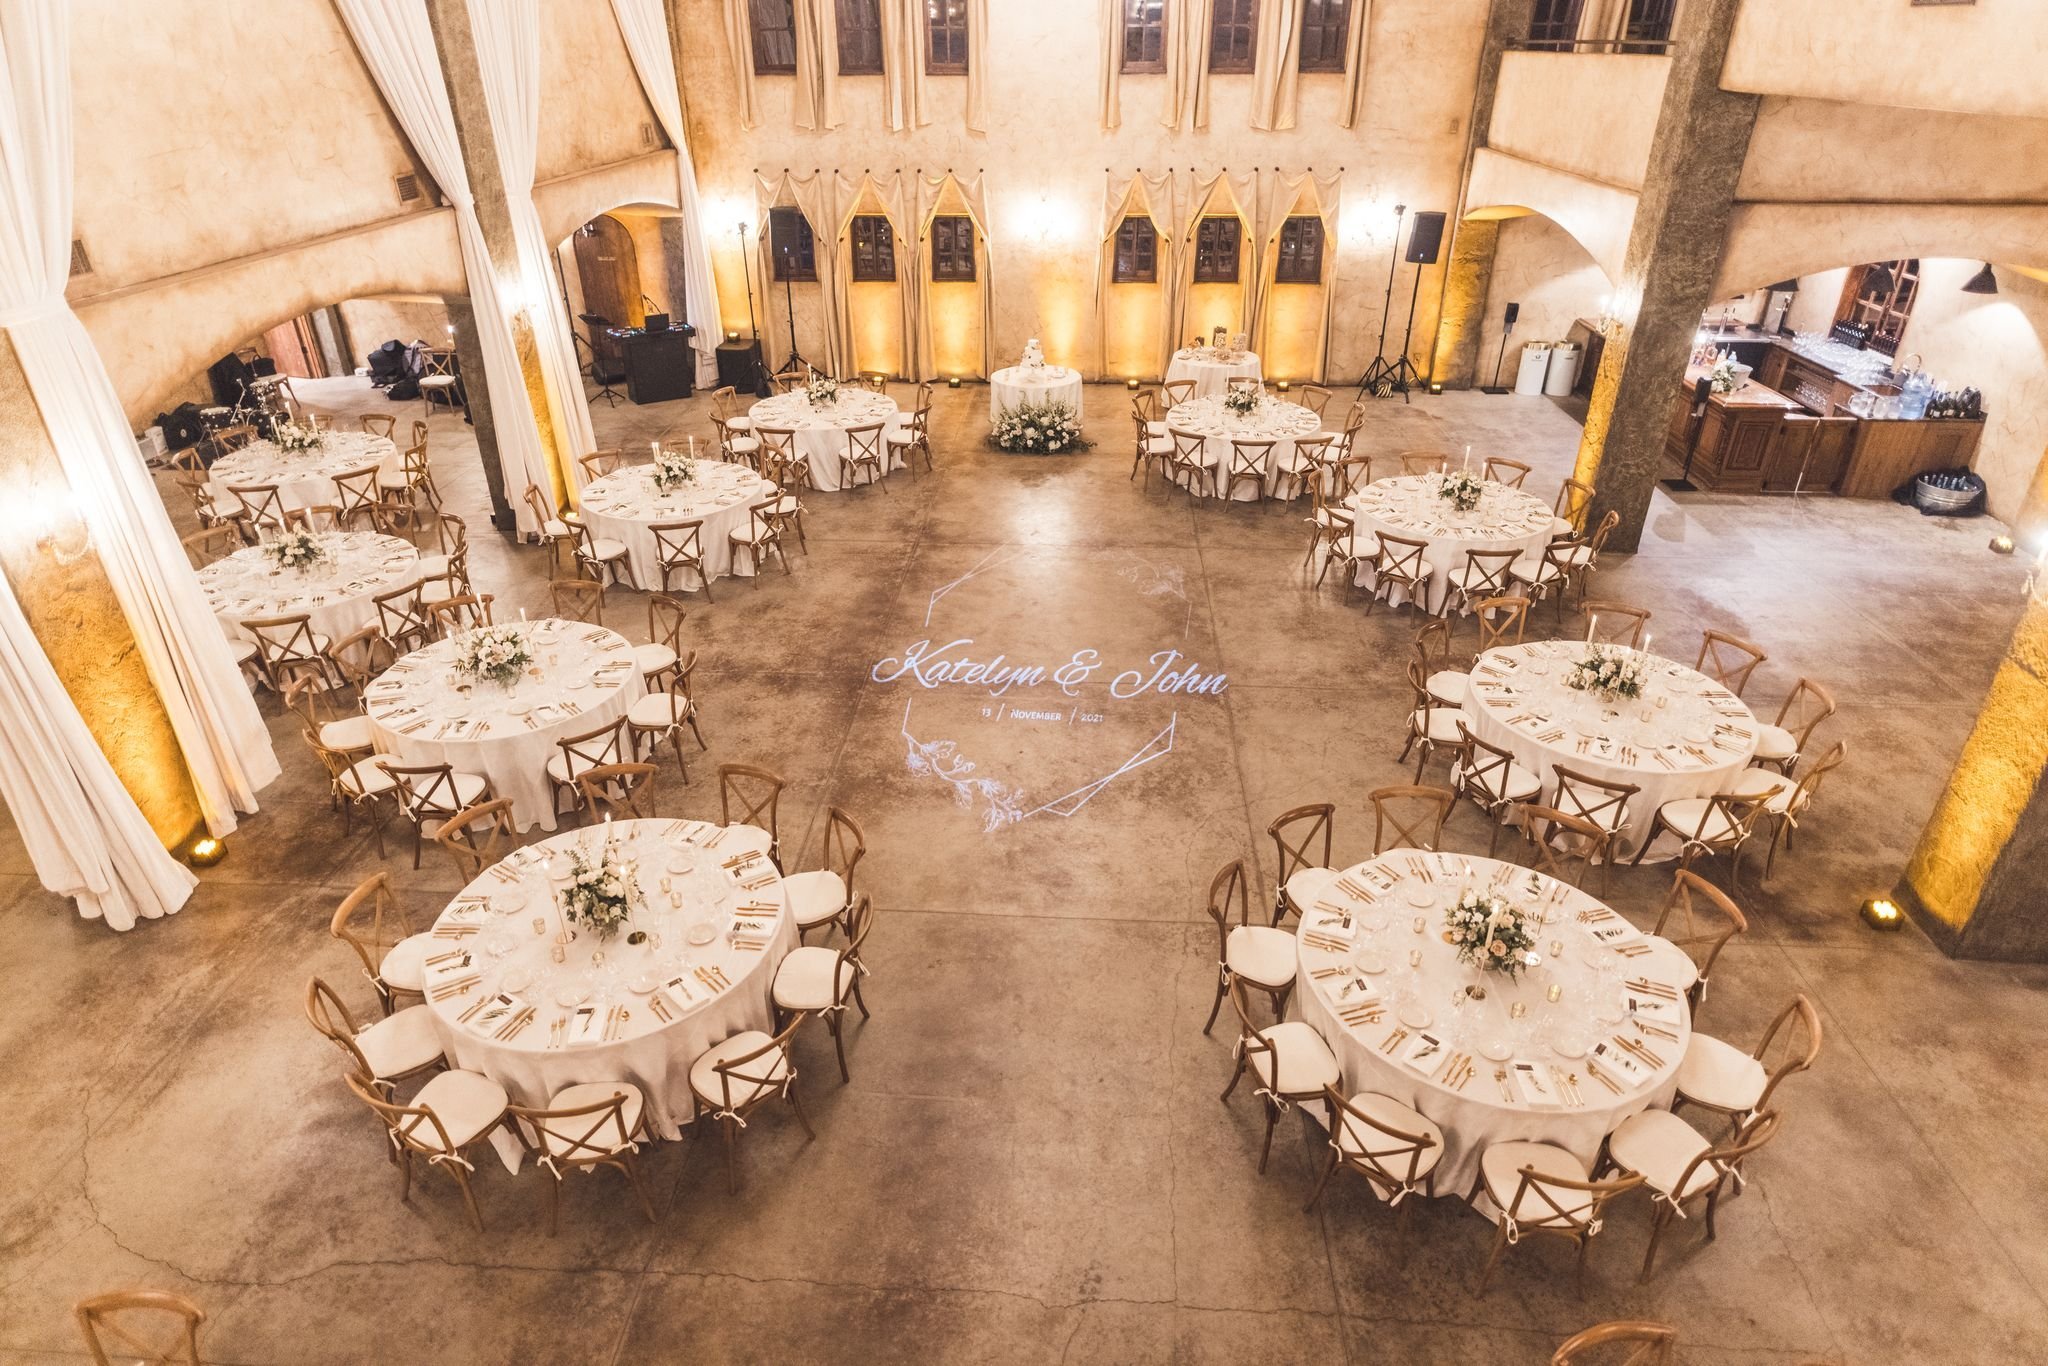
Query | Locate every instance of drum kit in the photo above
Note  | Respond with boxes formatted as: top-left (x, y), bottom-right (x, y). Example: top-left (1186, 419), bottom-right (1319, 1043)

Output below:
top-left (202, 372), bottom-right (296, 440)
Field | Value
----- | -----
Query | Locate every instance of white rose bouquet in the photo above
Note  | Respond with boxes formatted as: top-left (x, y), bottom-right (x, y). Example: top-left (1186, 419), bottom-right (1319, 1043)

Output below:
top-left (1708, 353), bottom-right (1744, 394)
top-left (805, 373), bottom-right (839, 407)
top-left (271, 420), bottom-right (326, 454)
top-left (452, 625), bottom-right (531, 688)
top-left (1565, 645), bottom-right (1649, 702)
top-left (1445, 890), bottom-right (1536, 979)
top-left (1438, 470), bottom-right (1485, 513)
top-left (991, 400), bottom-right (1084, 454)
top-left (263, 529), bottom-right (325, 572)
top-left (561, 842), bottom-right (639, 941)
top-left (1222, 385), bottom-right (1262, 419)
top-left (651, 447), bottom-right (698, 491)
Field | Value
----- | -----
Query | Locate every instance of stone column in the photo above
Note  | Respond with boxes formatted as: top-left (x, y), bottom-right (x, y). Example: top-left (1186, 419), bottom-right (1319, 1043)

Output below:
top-left (0, 333), bottom-right (202, 846)
top-left (445, 294), bottom-right (515, 531)
top-left (423, 0), bottom-right (571, 519)
top-left (1569, 0), bottom-right (1758, 553)
top-left (1428, 0), bottom-right (1534, 387)
top-left (1897, 589), bottom-right (2048, 961)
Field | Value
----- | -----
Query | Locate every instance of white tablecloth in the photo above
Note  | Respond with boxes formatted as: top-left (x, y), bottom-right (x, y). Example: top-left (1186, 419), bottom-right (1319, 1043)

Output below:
top-left (1346, 475), bottom-right (1556, 613)
top-left (208, 431), bottom-right (398, 513)
top-left (1462, 641), bottom-right (1760, 858)
top-left (364, 619), bottom-right (646, 832)
top-left (577, 460), bottom-right (776, 588)
top-left (1166, 348), bottom-right (1262, 400)
top-left (424, 818), bottom-right (797, 1140)
top-left (196, 532), bottom-right (418, 645)
top-left (747, 390), bottom-right (903, 492)
top-left (988, 365), bottom-right (1084, 422)
top-left (1165, 396), bottom-right (1321, 501)
top-left (1294, 850), bottom-right (1687, 1198)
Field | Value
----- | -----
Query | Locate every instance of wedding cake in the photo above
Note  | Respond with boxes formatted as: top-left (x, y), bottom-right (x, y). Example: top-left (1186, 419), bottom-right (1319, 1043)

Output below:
top-left (1019, 338), bottom-right (1045, 371)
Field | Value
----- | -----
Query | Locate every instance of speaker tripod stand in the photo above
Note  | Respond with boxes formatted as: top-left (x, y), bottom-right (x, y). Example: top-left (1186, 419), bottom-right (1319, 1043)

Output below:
top-left (1356, 206), bottom-right (1430, 404)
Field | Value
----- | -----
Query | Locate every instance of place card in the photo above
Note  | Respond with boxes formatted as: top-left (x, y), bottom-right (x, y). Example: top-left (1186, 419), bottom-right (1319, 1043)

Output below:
top-left (465, 992), bottom-right (523, 1037)
top-left (1511, 1058), bottom-right (1558, 1106)
top-left (1402, 1030), bottom-right (1450, 1075)
top-left (1304, 910), bottom-right (1357, 944)
top-left (1589, 1038), bottom-right (1649, 1084)
top-left (570, 1004), bottom-right (601, 1042)
top-left (1623, 990), bottom-right (1682, 1023)
top-left (662, 974), bottom-right (699, 1012)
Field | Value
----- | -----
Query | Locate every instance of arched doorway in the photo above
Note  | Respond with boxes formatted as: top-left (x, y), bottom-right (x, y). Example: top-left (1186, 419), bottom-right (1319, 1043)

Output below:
top-left (572, 215), bottom-right (644, 329)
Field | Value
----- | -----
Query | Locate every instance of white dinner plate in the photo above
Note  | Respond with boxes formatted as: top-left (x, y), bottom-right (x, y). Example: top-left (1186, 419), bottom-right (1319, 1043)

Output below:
top-left (488, 889), bottom-right (526, 915)
top-left (1404, 885), bottom-right (1434, 909)
top-left (1352, 952), bottom-right (1387, 975)
top-left (1479, 1038), bottom-right (1514, 1062)
top-left (1397, 1003), bottom-right (1434, 1029)
top-left (1548, 1032), bottom-right (1590, 1060)
top-left (627, 973), bottom-right (661, 995)
top-left (501, 967), bottom-right (534, 993)
top-left (552, 983), bottom-right (588, 1008)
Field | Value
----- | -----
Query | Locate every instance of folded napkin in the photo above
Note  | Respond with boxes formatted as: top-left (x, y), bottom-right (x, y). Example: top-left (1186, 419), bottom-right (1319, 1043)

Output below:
top-left (1590, 1038), bottom-right (1649, 1084)
top-left (466, 991), bottom-right (524, 1036)
top-left (662, 973), bottom-right (699, 1012)
top-left (570, 1004), bottom-right (602, 1043)
top-left (729, 920), bottom-right (775, 948)
top-left (1623, 990), bottom-right (1682, 1023)
top-left (1302, 909), bottom-right (1358, 944)
top-left (1584, 916), bottom-right (1645, 949)
top-left (1511, 1058), bottom-right (1559, 1106)
top-left (426, 949), bottom-right (477, 981)
top-left (1403, 1030), bottom-right (1451, 1076)
top-left (1324, 973), bottom-right (1378, 1007)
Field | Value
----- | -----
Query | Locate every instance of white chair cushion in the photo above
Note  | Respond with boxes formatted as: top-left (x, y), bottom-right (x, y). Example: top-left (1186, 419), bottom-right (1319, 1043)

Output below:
top-left (724, 416), bottom-right (754, 431)
top-left (1283, 865), bottom-right (1340, 911)
top-left (690, 1031), bottom-right (790, 1109)
top-left (768, 495), bottom-right (801, 515)
top-left (1551, 516), bottom-right (1576, 536)
top-left (728, 436), bottom-right (761, 453)
top-left (1510, 557), bottom-right (1564, 585)
top-left (1426, 670), bottom-right (1470, 705)
top-left (319, 715), bottom-right (375, 752)
top-left (730, 523), bottom-right (774, 546)
top-left (544, 749), bottom-right (608, 784)
top-left (1146, 436), bottom-right (1174, 455)
top-left (378, 931), bottom-right (437, 992)
top-left (1729, 768), bottom-right (1793, 808)
top-left (634, 643), bottom-right (678, 676)
top-left (1752, 724), bottom-right (1798, 761)
top-left (1448, 561), bottom-right (1510, 591)
top-left (1655, 797), bottom-right (1737, 844)
top-left (784, 870), bottom-right (848, 929)
top-left (1145, 420), bottom-right (1168, 437)
top-left (418, 579), bottom-right (455, 601)
top-left (230, 636), bottom-right (260, 665)
top-left (419, 375), bottom-right (458, 390)
top-left (772, 945), bottom-right (856, 1011)
top-left (355, 1003), bottom-right (445, 1079)
top-left (541, 1081), bottom-right (645, 1156)
top-left (1454, 756), bottom-right (1543, 805)
top-left (582, 537), bottom-right (628, 561)
top-left (376, 470), bottom-right (410, 488)
top-left (1481, 1140), bottom-right (1592, 1228)
top-left (409, 769), bottom-right (490, 817)
top-left (416, 554), bottom-right (449, 579)
top-left (1636, 934), bottom-right (1700, 991)
top-left (1335, 1091), bottom-right (1445, 1180)
top-left (1411, 708), bottom-right (1465, 743)
top-left (885, 429), bottom-right (917, 445)
top-left (542, 518), bottom-right (570, 538)
top-left (399, 1068), bottom-right (507, 1151)
top-left (1226, 924), bottom-right (1298, 989)
top-left (1563, 545), bottom-right (1594, 567)
top-left (627, 692), bottom-right (692, 729)
top-left (1676, 1031), bottom-right (1767, 1112)
top-left (339, 755), bottom-right (400, 798)
top-left (1246, 1020), bottom-right (1340, 1096)
top-left (1607, 1109), bottom-right (1718, 1201)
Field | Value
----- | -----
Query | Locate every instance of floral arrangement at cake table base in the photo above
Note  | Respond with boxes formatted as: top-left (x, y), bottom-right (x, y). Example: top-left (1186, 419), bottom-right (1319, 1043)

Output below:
top-left (990, 400), bottom-right (1087, 454)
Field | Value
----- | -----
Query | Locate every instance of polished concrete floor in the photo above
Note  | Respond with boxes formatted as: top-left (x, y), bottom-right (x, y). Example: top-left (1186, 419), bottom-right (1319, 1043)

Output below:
top-left (3, 376), bottom-right (2045, 1364)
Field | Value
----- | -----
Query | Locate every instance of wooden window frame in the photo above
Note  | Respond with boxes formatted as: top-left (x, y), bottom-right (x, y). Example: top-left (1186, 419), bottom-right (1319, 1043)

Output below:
top-left (1620, 0), bottom-right (1677, 51)
top-left (1524, 0), bottom-right (1584, 50)
top-left (849, 215), bottom-right (897, 283)
top-left (1834, 260), bottom-right (1919, 356)
top-left (836, 0), bottom-right (885, 76)
top-left (1274, 217), bottom-right (1324, 286)
top-left (925, 0), bottom-right (970, 75)
top-left (1192, 217), bottom-right (1242, 285)
top-left (1121, 0), bottom-right (1168, 74)
top-left (1298, 0), bottom-right (1352, 73)
top-left (769, 207), bottom-right (818, 282)
top-left (930, 216), bottom-right (977, 283)
top-left (750, 0), bottom-right (798, 74)
top-left (1208, 0), bottom-right (1259, 74)
top-left (1112, 217), bottom-right (1159, 285)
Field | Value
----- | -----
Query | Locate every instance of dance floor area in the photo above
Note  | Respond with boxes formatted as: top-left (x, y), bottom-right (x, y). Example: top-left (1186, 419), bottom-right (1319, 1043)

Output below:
top-left (3, 378), bottom-right (2045, 1363)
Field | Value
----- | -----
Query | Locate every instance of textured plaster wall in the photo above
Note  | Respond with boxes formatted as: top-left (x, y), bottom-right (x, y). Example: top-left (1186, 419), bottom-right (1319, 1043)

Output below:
top-left (1487, 51), bottom-right (1668, 191)
top-left (536, 0), bottom-right (664, 183)
top-left (674, 0), bottom-right (1491, 380)
top-left (1479, 213), bottom-right (1612, 380)
top-left (1738, 97), bottom-right (2048, 206)
top-left (1464, 148), bottom-right (1637, 283)
top-left (338, 298), bottom-right (455, 361)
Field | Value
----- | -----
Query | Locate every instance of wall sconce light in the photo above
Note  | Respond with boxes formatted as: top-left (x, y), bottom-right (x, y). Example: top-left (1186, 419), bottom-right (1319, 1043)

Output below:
top-left (1859, 897), bottom-right (1903, 931)
top-left (947, 376), bottom-right (962, 389)
top-left (185, 835), bottom-right (227, 868)
top-left (1990, 534), bottom-right (2016, 555)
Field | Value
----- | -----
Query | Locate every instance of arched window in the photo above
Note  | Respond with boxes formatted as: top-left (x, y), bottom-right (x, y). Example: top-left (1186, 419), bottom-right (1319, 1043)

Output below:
top-left (1113, 218), bottom-right (1158, 284)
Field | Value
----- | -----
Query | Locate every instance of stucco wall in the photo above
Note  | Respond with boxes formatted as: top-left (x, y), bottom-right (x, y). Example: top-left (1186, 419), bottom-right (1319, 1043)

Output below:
top-left (1488, 51), bottom-right (1668, 192)
top-left (1464, 149), bottom-right (1637, 284)
top-left (537, 0), bottom-right (664, 184)
top-left (338, 298), bottom-right (455, 362)
top-left (674, 0), bottom-right (1490, 380)
top-left (1480, 214), bottom-right (1611, 381)
top-left (1739, 97), bottom-right (2048, 205)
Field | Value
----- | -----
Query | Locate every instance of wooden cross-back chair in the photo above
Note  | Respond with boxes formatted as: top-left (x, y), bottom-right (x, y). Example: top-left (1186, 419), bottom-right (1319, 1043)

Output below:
top-left (547, 718), bottom-right (628, 817)
top-left (282, 503), bottom-right (343, 534)
top-left (1482, 456), bottom-right (1531, 489)
top-left (1582, 601), bottom-right (1650, 649)
top-left (182, 523), bottom-right (242, 568)
top-left (1474, 595), bottom-right (1530, 654)
top-left (226, 482), bottom-right (288, 530)
top-left (1167, 429), bottom-right (1216, 498)
top-left (1225, 438), bottom-right (1274, 502)
top-left (1200, 858), bottom-right (1297, 1033)
top-left (578, 448), bottom-right (625, 481)
top-left (372, 580), bottom-right (433, 657)
top-left (331, 464), bottom-right (383, 525)
top-left (772, 891), bottom-right (876, 1083)
top-left (241, 612), bottom-right (334, 691)
top-left (341, 1069), bottom-right (511, 1232)
top-left (1548, 1320), bottom-right (1677, 1366)
top-left (840, 421), bottom-right (890, 491)
top-left (1302, 1083), bottom-right (1444, 1251)
top-left (783, 804), bottom-right (863, 941)
top-left (524, 483), bottom-right (576, 573)
top-left (1675, 995), bottom-right (1822, 1128)
top-left (1550, 765), bottom-right (1638, 895)
top-left (1695, 629), bottom-right (1768, 697)
top-left (576, 761), bottom-right (659, 821)
top-left (1757, 676), bottom-right (1836, 773)
top-left (433, 797), bottom-right (518, 881)
top-left (1515, 803), bottom-right (1608, 889)
top-left (327, 870), bottom-right (423, 1013)
top-left (1367, 531), bottom-right (1434, 616)
top-left (379, 760), bottom-right (493, 870)
top-left (506, 1084), bottom-right (657, 1236)
top-left (719, 762), bottom-right (786, 868)
top-left (629, 659), bottom-right (707, 784)
top-left (1650, 868), bottom-right (1748, 1010)
top-left (1399, 451), bottom-right (1448, 476)
top-left (548, 576), bottom-right (605, 626)
top-left (427, 592), bottom-right (494, 638)
top-left (1266, 802), bottom-right (1334, 926)
top-left (1476, 1151), bottom-right (1644, 1296)
top-left (1370, 784), bottom-right (1454, 855)
top-left (1399, 658), bottom-right (1465, 781)
top-left (303, 974), bottom-right (440, 1088)
top-left (1218, 977), bottom-right (1339, 1176)
top-left (1446, 547), bottom-right (1524, 618)
top-left (360, 413), bottom-right (396, 439)
top-left (1554, 476), bottom-right (1596, 533)
top-left (690, 1011), bottom-right (815, 1194)
top-left (1453, 722), bottom-right (1541, 858)
top-left (1606, 1109), bottom-right (1782, 1282)
top-left (73, 1290), bottom-right (206, 1366)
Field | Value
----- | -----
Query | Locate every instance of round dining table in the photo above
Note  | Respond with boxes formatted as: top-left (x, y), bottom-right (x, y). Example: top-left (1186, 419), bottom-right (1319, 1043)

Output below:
top-left (1166, 347), bottom-right (1263, 400)
top-left (1165, 395), bottom-right (1321, 501)
top-left (1461, 640), bottom-right (1761, 859)
top-left (988, 364), bottom-right (1084, 422)
top-left (422, 816), bottom-right (798, 1142)
top-left (363, 618), bottom-right (645, 832)
top-left (207, 430), bottom-right (399, 514)
top-left (196, 531), bottom-right (418, 645)
top-left (747, 389), bottom-right (902, 492)
top-left (1293, 849), bottom-right (1689, 1199)
top-left (1346, 475), bottom-right (1556, 613)
top-left (576, 459), bottom-right (777, 589)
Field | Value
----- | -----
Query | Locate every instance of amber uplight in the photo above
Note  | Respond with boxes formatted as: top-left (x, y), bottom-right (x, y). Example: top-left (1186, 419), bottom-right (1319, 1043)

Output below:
top-left (186, 835), bottom-right (227, 867)
top-left (1860, 897), bottom-right (1903, 931)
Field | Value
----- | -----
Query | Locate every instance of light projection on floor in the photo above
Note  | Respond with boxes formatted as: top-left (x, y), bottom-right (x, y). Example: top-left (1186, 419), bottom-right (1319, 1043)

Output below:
top-left (869, 547), bottom-right (1227, 831)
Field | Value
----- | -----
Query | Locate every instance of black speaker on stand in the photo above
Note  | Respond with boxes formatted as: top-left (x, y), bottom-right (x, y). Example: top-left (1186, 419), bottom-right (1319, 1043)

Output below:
top-left (1664, 376), bottom-right (1715, 492)
top-left (1481, 302), bottom-right (1519, 395)
top-left (1359, 210), bottom-right (1445, 404)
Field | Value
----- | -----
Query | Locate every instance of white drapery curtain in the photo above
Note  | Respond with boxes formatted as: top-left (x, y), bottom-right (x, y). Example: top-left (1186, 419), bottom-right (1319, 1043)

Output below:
top-left (1251, 169), bottom-right (1343, 382)
top-left (881, 0), bottom-right (929, 131)
top-left (1097, 0), bottom-right (1123, 131)
top-left (913, 172), bottom-right (994, 382)
top-left (793, 0), bottom-right (839, 130)
top-left (964, 0), bottom-right (990, 133)
top-left (1340, 0), bottom-right (1374, 129)
top-left (1181, 0), bottom-right (1213, 130)
top-left (1092, 170), bottom-right (1175, 381)
top-left (334, 0), bottom-right (557, 531)
top-left (0, 0), bottom-right (276, 847)
top-left (722, 0), bottom-right (760, 129)
top-left (467, 0), bottom-right (600, 501)
top-left (830, 172), bottom-right (918, 378)
top-left (1167, 170), bottom-right (1257, 355)
top-left (1249, 0), bottom-right (1302, 131)
top-left (1100, 0), bottom-right (1188, 130)
top-left (755, 172), bottom-right (845, 377)
top-left (608, 0), bottom-right (727, 386)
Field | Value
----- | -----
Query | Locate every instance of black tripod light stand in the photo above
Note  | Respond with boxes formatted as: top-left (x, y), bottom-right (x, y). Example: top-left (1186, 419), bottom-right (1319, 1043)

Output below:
top-left (1357, 204), bottom-right (1408, 399)
top-left (776, 245), bottom-right (807, 377)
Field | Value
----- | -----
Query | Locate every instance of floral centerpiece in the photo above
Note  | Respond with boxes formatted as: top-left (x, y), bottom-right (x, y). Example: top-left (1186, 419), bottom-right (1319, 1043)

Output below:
top-left (805, 372), bottom-right (839, 407)
top-left (271, 419), bottom-right (325, 454)
top-left (1222, 385), bottom-right (1262, 419)
top-left (991, 400), bottom-right (1085, 454)
top-left (561, 839), bottom-right (640, 942)
top-left (1564, 645), bottom-right (1649, 702)
top-left (263, 529), bottom-right (325, 572)
top-left (452, 625), bottom-right (531, 688)
top-left (1707, 352), bottom-right (1745, 395)
top-left (1438, 469), bottom-right (1485, 513)
top-left (651, 446), bottom-right (698, 491)
top-left (1445, 889), bottom-right (1537, 979)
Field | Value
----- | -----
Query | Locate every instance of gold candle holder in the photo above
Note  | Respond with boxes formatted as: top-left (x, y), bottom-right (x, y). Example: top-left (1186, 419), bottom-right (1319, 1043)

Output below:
top-left (1509, 1001), bottom-right (1528, 1020)
top-left (1546, 983), bottom-right (1563, 1004)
